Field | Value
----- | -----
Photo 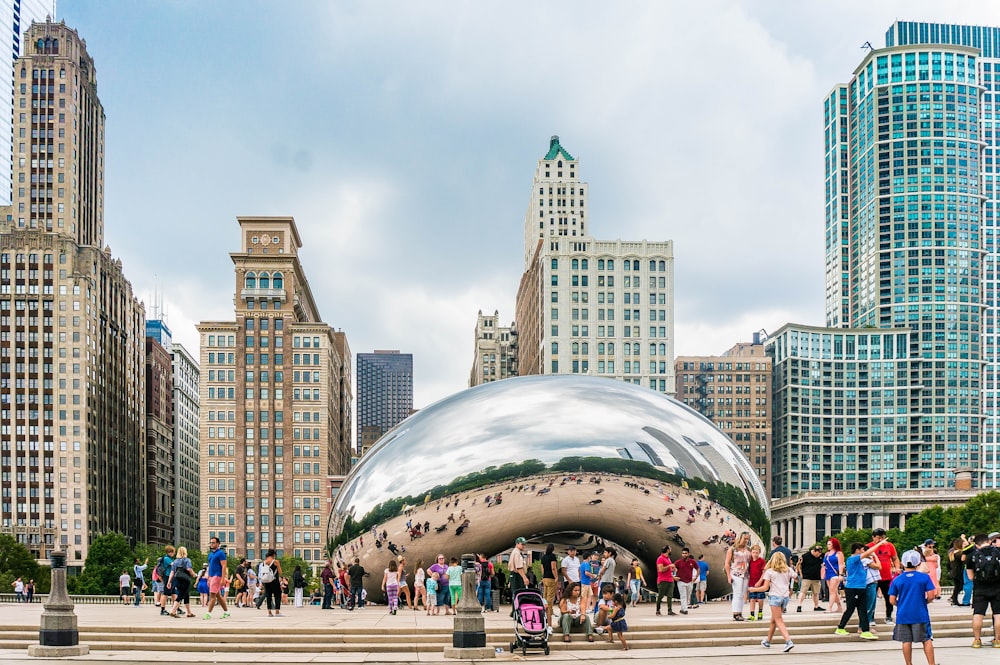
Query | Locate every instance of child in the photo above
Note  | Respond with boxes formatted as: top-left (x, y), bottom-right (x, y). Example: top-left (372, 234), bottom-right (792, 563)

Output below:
top-left (888, 550), bottom-right (936, 665)
top-left (446, 558), bottom-right (463, 606)
top-left (382, 559), bottom-right (400, 615)
top-left (426, 571), bottom-right (439, 616)
top-left (747, 544), bottom-right (766, 621)
top-left (749, 551), bottom-right (796, 653)
top-left (608, 592), bottom-right (629, 650)
top-left (593, 585), bottom-right (615, 634)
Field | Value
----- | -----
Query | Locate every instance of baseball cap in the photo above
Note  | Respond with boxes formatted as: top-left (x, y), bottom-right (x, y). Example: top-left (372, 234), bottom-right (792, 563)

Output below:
top-left (515, 537), bottom-right (527, 545)
top-left (922, 539), bottom-right (936, 546)
top-left (988, 531), bottom-right (1000, 540)
top-left (872, 527), bottom-right (887, 536)
top-left (901, 550), bottom-right (922, 568)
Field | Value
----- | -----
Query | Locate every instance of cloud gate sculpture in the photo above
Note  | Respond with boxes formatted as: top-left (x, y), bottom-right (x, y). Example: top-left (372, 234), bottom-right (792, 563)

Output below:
top-left (331, 375), bottom-right (770, 601)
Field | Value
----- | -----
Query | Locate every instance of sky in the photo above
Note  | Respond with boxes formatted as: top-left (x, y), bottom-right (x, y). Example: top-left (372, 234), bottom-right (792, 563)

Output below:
top-left (54, 0), bottom-right (1000, 410)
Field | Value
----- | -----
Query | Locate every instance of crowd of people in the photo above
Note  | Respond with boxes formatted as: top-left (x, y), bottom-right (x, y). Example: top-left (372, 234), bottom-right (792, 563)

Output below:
top-left (719, 528), bottom-right (1000, 658)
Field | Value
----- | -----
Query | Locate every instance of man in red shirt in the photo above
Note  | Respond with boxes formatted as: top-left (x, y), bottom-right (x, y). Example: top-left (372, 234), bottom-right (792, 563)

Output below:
top-left (674, 547), bottom-right (700, 614)
top-left (655, 545), bottom-right (677, 616)
top-left (867, 527), bottom-right (901, 624)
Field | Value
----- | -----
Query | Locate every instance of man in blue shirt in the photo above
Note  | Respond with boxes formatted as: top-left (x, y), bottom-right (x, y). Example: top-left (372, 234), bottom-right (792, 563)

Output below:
top-left (697, 554), bottom-right (710, 605)
top-left (888, 550), bottom-right (936, 665)
top-left (835, 542), bottom-right (881, 640)
top-left (204, 536), bottom-right (230, 620)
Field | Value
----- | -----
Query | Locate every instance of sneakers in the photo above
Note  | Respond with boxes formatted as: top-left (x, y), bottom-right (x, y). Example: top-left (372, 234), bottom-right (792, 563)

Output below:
top-left (972, 638), bottom-right (982, 648)
top-left (747, 614), bottom-right (757, 622)
top-left (796, 606), bottom-right (802, 613)
top-left (221, 612), bottom-right (231, 619)
top-left (814, 606), bottom-right (826, 611)
top-left (202, 613), bottom-right (211, 620)
top-left (594, 627), bottom-right (606, 634)
top-left (834, 628), bottom-right (849, 635)
top-left (760, 639), bottom-right (770, 648)
top-left (680, 610), bottom-right (688, 615)
top-left (756, 612), bottom-right (763, 621)
top-left (885, 617), bottom-right (894, 625)
top-left (783, 640), bottom-right (795, 653)
top-left (859, 631), bottom-right (878, 640)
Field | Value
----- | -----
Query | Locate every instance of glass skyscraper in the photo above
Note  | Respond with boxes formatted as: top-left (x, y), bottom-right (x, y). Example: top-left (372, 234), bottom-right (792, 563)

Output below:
top-left (881, 21), bottom-right (998, 489)
top-left (0, 1), bottom-right (56, 205)
top-left (356, 350), bottom-right (413, 452)
top-left (823, 27), bottom-right (983, 490)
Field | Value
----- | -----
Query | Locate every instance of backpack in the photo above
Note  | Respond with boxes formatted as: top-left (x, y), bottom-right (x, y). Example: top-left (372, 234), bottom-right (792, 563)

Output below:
top-left (154, 557), bottom-right (169, 582)
top-left (258, 561), bottom-right (276, 584)
top-left (973, 545), bottom-right (1000, 584)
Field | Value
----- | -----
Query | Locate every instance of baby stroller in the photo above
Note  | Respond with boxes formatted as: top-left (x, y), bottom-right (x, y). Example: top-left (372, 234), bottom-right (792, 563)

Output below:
top-left (510, 588), bottom-right (550, 656)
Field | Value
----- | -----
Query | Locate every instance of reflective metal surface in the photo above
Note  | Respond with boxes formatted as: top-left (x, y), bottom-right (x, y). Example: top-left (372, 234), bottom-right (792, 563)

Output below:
top-left (331, 375), bottom-right (769, 600)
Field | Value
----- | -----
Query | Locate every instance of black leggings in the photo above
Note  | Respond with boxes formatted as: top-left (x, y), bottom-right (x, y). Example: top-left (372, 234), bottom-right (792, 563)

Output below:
top-left (264, 581), bottom-right (282, 612)
top-left (173, 577), bottom-right (191, 605)
top-left (877, 579), bottom-right (893, 619)
top-left (838, 587), bottom-right (870, 632)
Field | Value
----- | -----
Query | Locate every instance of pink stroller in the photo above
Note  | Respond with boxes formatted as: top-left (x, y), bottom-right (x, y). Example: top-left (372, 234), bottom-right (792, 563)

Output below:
top-left (509, 588), bottom-right (550, 655)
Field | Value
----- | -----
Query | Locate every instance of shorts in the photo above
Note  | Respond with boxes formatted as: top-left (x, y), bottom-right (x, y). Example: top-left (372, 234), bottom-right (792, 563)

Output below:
top-left (427, 593), bottom-right (437, 607)
top-left (748, 591), bottom-right (766, 600)
top-left (697, 579), bottom-right (707, 591)
top-left (767, 595), bottom-right (789, 610)
top-left (580, 583), bottom-right (593, 600)
top-left (800, 578), bottom-right (822, 598)
top-left (152, 581), bottom-right (164, 594)
top-left (892, 622), bottom-right (931, 643)
top-left (208, 576), bottom-right (224, 595)
top-left (972, 587), bottom-right (1000, 616)
top-left (542, 578), bottom-right (557, 607)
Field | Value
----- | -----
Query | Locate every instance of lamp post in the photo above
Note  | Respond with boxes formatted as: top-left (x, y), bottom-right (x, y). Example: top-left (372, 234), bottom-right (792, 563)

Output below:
top-left (443, 553), bottom-right (494, 659)
top-left (27, 551), bottom-right (89, 657)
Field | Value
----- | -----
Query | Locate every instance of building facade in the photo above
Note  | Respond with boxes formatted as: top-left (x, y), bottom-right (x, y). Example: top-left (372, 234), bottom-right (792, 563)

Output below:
top-left (170, 342), bottom-right (199, 547)
top-left (197, 216), bottom-right (351, 562)
top-left (0, 21), bottom-right (145, 565)
top-left (824, 36), bottom-right (984, 490)
top-left (675, 341), bottom-right (772, 495)
top-left (469, 309), bottom-right (517, 387)
top-left (765, 324), bottom-right (936, 499)
top-left (0, 1), bottom-right (56, 205)
top-left (879, 20), bottom-right (1000, 491)
top-left (515, 136), bottom-right (675, 394)
top-left (356, 350), bottom-right (413, 450)
top-left (144, 322), bottom-right (173, 545)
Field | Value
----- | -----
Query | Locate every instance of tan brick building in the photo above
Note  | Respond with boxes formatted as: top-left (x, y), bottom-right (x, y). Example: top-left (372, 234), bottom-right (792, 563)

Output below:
top-left (0, 21), bottom-right (147, 567)
top-left (197, 217), bottom-right (352, 562)
top-left (675, 341), bottom-right (772, 496)
top-left (468, 309), bottom-right (517, 387)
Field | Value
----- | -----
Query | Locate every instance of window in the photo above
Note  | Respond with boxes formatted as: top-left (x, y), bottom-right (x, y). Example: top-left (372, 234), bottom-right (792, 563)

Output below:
top-left (245, 272), bottom-right (256, 288)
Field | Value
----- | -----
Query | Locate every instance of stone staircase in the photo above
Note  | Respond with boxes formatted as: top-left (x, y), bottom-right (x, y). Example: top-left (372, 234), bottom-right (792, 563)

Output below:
top-left (0, 611), bottom-right (981, 654)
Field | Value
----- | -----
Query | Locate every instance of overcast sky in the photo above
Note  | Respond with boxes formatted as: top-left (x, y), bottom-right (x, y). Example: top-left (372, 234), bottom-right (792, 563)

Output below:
top-left (57, 0), bottom-right (1000, 409)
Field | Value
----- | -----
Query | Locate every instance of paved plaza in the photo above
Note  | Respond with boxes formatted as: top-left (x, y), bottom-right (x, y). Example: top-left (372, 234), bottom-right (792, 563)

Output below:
top-left (0, 594), bottom-right (990, 664)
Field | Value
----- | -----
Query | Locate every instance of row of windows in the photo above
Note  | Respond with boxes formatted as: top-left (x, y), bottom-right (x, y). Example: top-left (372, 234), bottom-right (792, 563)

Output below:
top-left (243, 272), bottom-right (284, 289)
top-left (553, 259), bottom-right (669, 272)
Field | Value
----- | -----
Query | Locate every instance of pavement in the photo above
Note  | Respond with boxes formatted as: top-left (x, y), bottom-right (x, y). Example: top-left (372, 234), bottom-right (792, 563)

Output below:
top-left (0, 595), bottom-right (992, 664)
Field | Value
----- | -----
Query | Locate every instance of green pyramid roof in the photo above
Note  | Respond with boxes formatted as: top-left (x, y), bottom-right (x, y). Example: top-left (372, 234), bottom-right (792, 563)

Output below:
top-left (543, 135), bottom-right (574, 161)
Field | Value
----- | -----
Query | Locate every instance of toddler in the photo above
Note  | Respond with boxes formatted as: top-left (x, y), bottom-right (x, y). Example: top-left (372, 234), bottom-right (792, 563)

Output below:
top-left (608, 593), bottom-right (628, 650)
top-left (426, 572), bottom-right (439, 615)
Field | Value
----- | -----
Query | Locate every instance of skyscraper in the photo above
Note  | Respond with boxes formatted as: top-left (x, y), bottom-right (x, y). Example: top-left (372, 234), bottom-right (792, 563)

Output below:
top-left (0, 1), bottom-right (56, 205)
top-left (145, 321), bottom-right (174, 545)
top-left (0, 20), bottom-right (146, 565)
top-left (170, 342), bottom-right (200, 546)
top-left (879, 20), bottom-right (999, 490)
top-left (822, 35), bottom-right (984, 490)
top-left (197, 216), bottom-right (352, 562)
top-left (356, 350), bottom-right (413, 450)
top-left (515, 136), bottom-right (675, 393)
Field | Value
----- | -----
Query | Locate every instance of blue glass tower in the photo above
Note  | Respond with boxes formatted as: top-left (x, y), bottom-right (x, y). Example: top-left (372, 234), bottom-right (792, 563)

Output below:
top-left (356, 350), bottom-right (413, 452)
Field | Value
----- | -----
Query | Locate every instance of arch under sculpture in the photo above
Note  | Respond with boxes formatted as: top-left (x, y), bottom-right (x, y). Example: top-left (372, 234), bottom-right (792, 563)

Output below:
top-left (331, 375), bottom-right (770, 602)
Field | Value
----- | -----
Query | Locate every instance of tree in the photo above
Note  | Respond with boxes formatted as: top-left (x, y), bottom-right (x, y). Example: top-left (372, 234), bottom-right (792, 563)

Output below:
top-left (76, 532), bottom-right (133, 595)
top-left (0, 534), bottom-right (39, 596)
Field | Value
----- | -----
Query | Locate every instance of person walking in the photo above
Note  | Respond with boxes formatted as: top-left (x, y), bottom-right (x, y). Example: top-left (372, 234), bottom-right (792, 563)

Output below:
top-left (626, 558), bottom-right (646, 607)
top-left (133, 557), bottom-right (149, 607)
top-left (867, 528), bottom-right (902, 625)
top-left (725, 532), bottom-right (752, 621)
top-left (396, 556), bottom-right (412, 610)
top-left (796, 544), bottom-right (826, 612)
top-left (674, 548), bottom-right (699, 614)
top-left (834, 542), bottom-right (880, 640)
top-left (12, 577), bottom-right (24, 603)
top-left (203, 536), bottom-right (230, 619)
top-left (166, 546), bottom-right (197, 618)
top-left (413, 559), bottom-right (428, 611)
top-left (823, 537), bottom-right (846, 614)
top-left (968, 532), bottom-right (1000, 648)
top-left (382, 559), bottom-right (401, 615)
top-left (888, 550), bottom-right (936, 664)
top-left (655, 544), bottom-right (676, 616)
top-left (320, 560), bottom-right (335, 610)
top-left (259, 549), bottom-right (283, 617)
top-left (292, 565), bottom-right (306, 608)
top-left (750, 552), bottom-right (797, 653)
